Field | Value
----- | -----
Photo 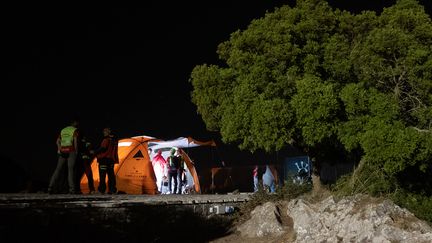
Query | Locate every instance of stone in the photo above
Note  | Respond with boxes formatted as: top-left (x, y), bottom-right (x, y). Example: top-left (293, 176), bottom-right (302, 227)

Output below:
top-left (237, 201), bottom-right (286, 238)
top-left (286, 194), bottom-right (432, 243)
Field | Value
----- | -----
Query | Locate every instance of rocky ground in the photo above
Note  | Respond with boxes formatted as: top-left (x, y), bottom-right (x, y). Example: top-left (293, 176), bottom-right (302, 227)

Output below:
top-left (212, 193), bottom-right (432, 243)
top-left (0, 193), bottom-right (248, 242)
top-left (1, 192), bottom-right (431, 242)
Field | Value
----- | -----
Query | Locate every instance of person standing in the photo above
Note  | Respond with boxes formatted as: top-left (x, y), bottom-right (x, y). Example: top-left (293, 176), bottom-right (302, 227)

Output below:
top-left (48, 119), bottom-right (80, 194)
top-left (262, 165), bottom-right (276, 193)
top-left (77, 136), bottom-right (95, 194)
top-left (93, 127), bottom-right (119, 194)
top-left (152, 149), bottom-right (168, 193)
top-left (253, 165), bottom-right (259, 192)
top-left (167, 147), bottom-right (181, 194)
top-left (176, 149), bottom-right (186, 194)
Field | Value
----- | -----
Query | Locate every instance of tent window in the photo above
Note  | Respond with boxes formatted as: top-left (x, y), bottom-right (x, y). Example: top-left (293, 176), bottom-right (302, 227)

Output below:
top-left (133, 150), bottom-right (144, 158)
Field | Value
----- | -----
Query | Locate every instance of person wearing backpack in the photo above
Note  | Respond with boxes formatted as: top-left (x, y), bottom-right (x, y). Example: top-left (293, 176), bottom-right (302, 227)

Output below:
top-left (167, 147), bottom-right (183, 194)
top-left (48, 118), bottom-right (80, 194)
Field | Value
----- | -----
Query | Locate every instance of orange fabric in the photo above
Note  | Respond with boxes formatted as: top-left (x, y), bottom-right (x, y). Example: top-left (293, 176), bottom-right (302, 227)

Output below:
top-left (80, 137), bottom-right (158, 194)
top-left (79, 136), bottom-right (203, 195)
top-left (180, 150), bottom-right (201, 193)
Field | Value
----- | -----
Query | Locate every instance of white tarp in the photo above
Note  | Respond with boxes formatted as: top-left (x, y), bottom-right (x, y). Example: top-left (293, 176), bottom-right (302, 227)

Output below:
top-left (147, 137), bottom-right (202, 151)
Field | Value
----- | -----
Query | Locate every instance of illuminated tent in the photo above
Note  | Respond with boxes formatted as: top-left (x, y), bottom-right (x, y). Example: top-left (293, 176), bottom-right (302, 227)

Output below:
top-left (80, 135), bottom-right (159, 194)
top-left (80, 136), bottom-right (216, 194)
top-left (147, 137), bottom-right (216, 194)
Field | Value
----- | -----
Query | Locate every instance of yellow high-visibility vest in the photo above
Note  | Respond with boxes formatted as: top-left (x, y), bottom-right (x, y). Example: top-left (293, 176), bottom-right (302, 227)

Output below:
top-left (60, 126), bottom-right (77, 147)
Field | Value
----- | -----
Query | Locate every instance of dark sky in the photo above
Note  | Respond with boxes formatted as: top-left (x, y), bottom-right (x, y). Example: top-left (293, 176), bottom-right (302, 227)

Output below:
top-left (2, 1), bottom-right (432, 183)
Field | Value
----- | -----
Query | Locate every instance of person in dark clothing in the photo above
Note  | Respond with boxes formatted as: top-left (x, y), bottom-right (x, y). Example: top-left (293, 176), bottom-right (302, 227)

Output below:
top-left (76, 136), bottom-right (95, 194)
top-left (167, 147), bottom-right (183, 194)
top-left (176, 149), bottom-right (186, 194)
top-left (92, 127), bottom-right (119, 194)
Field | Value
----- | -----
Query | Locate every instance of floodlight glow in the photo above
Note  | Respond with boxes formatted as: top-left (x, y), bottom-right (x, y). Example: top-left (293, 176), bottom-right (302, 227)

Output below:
top-left (118, 142), bottom-right (132, 147)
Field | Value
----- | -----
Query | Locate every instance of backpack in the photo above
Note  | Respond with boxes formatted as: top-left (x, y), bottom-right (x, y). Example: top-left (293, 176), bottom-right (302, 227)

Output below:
top-left (169, 155), bottom-right (181, 170)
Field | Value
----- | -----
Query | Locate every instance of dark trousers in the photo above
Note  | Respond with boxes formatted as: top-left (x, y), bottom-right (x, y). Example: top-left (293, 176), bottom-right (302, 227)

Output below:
top-left (83, 159), bottom-right (95, 191)
top-left (177, 169), bottom-right (185, 194)
top-left (98, 163), bottom-right (117, 194)
top-left (168, 169), bottom-right (178, 194)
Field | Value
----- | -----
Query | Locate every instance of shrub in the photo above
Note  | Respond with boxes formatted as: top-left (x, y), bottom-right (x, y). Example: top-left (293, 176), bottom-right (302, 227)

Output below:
top-left (391, 189), bottom-right (432, 224)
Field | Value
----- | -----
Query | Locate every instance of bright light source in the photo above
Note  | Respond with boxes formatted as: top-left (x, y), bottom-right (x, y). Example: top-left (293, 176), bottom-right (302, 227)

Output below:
top-left (118, 142), bottom-right (132, 147)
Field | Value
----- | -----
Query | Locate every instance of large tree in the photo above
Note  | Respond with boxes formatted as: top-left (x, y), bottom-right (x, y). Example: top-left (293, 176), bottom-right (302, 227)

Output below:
top-left (190, 0), bottom-right (432, 193)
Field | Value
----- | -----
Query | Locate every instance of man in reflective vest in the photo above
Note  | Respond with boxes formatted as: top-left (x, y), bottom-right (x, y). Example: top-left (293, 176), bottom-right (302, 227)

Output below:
top-left (48, 119), bottom-right (79, 194)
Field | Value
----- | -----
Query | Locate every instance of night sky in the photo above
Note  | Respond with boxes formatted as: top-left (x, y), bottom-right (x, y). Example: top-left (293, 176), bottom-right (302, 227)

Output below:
top-left (2, 1), bottom-right (432, 186)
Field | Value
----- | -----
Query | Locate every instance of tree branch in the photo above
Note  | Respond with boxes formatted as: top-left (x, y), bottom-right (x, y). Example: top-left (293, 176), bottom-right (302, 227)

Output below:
top-left (412, 127), bottom-right (430, 133)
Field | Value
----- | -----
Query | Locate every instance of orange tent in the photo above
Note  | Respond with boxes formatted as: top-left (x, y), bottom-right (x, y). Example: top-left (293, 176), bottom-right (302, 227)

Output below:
top-left (80, 135), bottom-right (213, 194)
top-left (80, 135), bottom-right (159, 194)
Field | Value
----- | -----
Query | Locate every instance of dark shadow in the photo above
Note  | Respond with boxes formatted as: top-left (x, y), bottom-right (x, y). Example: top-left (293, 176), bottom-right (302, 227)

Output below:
top-left (396, 164), bottom-right (432, 196)
top-left (0, 155), bottom-right (30, 193)
top-left (0, 202), bottom-right (234, 243)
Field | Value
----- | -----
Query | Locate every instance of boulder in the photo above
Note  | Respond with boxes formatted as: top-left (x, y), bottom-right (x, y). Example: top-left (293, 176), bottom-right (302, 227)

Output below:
top-left (287, 194), bottom-right (432, 242)
top-left (237, 201), bottom-right (287, 238)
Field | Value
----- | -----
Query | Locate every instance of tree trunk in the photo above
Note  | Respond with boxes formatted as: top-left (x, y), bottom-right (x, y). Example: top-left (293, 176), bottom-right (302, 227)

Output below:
top-left (312, 173), bottom-right (323, 197)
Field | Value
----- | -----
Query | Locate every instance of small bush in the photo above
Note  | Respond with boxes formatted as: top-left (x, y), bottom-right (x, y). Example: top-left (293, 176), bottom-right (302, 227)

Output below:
top-left (391, 189), bottom-right (432, 224)
top-left (332, 160), bottom-right (432, 225)
top-left (332, 160), bottom-right (396, 198)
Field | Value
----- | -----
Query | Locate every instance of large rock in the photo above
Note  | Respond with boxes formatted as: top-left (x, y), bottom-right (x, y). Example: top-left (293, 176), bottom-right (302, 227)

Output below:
top-left (237, 201), bottom-right (287, 238)
top-left (287, 194), bottom-right (432, 242)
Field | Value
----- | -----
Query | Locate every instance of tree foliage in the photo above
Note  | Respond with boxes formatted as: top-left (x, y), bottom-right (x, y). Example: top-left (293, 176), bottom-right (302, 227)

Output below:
top-left (190, 0), bottom-right (432, 193)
